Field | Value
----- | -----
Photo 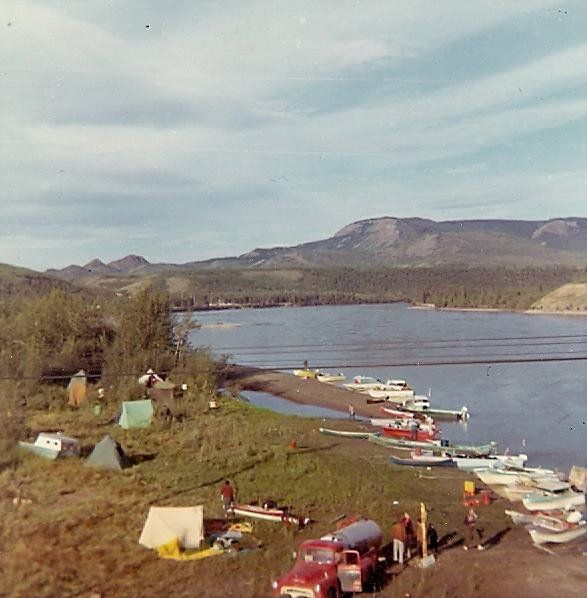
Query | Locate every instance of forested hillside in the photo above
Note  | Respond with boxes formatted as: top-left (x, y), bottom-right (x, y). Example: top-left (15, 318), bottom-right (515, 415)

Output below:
top-left (165, 266), bottom-right (584, 311)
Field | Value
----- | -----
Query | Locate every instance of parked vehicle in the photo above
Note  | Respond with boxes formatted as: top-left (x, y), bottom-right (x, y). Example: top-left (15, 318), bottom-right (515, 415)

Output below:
top-left (272, 519), bottom-right (382, 597)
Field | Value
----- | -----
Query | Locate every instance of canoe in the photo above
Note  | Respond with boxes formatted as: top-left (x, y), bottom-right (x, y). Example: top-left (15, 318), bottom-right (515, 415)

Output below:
top-left (522, 489), bottom-right (586, 512)
top-left (528, 524), bottom-right (586, 545)
top-left (318, 427), bottom-right (373, 439)
top-left (390, 454), bottom-right (455, 467)
top-left (231, 504), bottom-right (309, 526)
top-left (368, 434), bottom-right (496, 457)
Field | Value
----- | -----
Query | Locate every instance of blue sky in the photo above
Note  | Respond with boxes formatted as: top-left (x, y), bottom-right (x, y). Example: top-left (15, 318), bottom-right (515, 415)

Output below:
top-left (1, 1), bottom-right (586, 270)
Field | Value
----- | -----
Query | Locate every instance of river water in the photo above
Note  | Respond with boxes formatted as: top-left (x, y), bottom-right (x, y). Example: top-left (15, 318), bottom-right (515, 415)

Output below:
top-left (189, 304), bottom-right (587, 471)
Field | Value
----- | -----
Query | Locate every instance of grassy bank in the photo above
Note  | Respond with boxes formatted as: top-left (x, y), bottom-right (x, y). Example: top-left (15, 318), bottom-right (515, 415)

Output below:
top-left (0, 386), bottom-right (515, 598)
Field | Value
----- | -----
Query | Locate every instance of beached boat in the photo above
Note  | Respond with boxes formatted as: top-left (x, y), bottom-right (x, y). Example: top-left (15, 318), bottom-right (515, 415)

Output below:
top-left (368, 434), bottom-right (496, 457)
top-left (316, 371), bottom-right (346, 384)
top-left (452, 454), bottom-right (528, 471)
top-left (378, 407), bottom-right (428, 421)
top-left (527, 524), bottom-right (586, 545)
top-left (343, 376), bottom-right (385, 392)
top-left (380, 419), bottom-right (438, 442)
top-left (506, 509), bottom-right (584, 529)
top-left (399, 402), bottom-right (470, 421)
top-left (522, 481), bottom-right (586, 512)
top-left (390, 453), bottom-right (455, 467)
top-left (474, 469), bottom-right (528, 486)
top-left (318, 427), bottom-right (373, 439)
top-left (231, 504), bottom-right (309, 526)
top-left (366, 384), bottom-right (415, 400)
top-left (292, 369), bottom-right (318, 379)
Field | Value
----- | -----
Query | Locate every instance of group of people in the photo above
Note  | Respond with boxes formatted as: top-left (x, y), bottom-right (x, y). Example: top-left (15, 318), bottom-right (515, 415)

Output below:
top-left (390, 512), bottom-right (438, 565)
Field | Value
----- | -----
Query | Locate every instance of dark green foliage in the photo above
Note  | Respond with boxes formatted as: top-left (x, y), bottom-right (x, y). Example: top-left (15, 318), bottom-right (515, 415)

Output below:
top-left (165, 266), bottom-right (583, 311)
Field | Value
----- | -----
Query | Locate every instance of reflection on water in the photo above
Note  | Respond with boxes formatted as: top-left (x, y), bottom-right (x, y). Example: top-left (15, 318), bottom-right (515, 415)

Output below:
top-left (240, 390), bottom-right (347, 419)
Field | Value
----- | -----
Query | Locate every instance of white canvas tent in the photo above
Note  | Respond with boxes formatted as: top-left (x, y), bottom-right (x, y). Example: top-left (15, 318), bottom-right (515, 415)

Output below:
top-left (139, 506), bottom-right (204, 550)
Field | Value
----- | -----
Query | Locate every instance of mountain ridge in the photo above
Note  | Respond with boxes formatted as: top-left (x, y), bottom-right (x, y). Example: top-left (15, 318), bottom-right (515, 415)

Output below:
top-left (45, 216), bottom-right (587, 279)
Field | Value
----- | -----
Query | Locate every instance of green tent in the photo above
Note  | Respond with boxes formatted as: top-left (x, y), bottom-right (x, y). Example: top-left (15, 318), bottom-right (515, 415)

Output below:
top-left (119, 399), bottom-right (153, 429)
top-left (85, 435), bottom-right (129, 470)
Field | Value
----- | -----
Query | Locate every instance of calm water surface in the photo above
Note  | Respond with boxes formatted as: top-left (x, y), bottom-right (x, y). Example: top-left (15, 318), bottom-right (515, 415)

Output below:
top-left (189, 304), bottom-right (587, 470)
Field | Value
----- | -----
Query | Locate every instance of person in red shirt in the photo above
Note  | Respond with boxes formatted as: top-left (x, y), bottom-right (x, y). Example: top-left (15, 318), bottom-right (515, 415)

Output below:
top-left (220, 480), bottom-right (235, 518)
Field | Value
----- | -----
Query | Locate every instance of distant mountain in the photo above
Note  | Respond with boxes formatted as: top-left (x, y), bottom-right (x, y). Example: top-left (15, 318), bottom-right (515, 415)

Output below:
top-left (46, 216), bottom-right (587, 281)
top-left (0, 263), bottom-right (75, 297)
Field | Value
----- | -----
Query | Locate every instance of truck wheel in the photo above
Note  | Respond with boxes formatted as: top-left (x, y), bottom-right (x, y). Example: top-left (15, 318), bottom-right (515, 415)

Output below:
top-left (326, 589), bottom-right (336, 598)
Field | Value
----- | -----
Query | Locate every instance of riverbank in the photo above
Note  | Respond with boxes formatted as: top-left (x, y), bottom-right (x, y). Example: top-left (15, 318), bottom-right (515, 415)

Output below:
top-left (221, 366), bottom-right (587, 596)
top-left (2, 375), bottom-right (585, 597)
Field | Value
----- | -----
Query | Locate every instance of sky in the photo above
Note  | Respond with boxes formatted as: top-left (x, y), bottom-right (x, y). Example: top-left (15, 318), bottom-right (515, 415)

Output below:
top-left (1, 1), bottom-right (586, 270)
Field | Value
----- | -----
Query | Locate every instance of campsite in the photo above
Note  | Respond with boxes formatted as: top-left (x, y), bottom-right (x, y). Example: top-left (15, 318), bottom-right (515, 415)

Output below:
top-left (2, 367), bottom-right (586, 597)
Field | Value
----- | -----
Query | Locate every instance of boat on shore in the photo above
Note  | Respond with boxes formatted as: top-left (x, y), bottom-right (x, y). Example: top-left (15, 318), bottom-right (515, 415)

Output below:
top-left (390, 453), bottom-right (455, 467)
top-left (527, 524), bottom-right (586, 545)
top-left (292, 369), bottom-right (318, 379)
top-left (379, 417), bottom-right (438, 442)
top-left (368, 434), bottom-right (496, 457)
top-left (522, 484), bottom-right (586, 512)
top-left (318, 427), bottom-right (373, 439)
top-left (231, 504), bottom-right (309, 526)
top-left (316, 371), bottom-right (346, 384)
top-left (343, 376), bottom-right (385, 391)
top-left (398, 402), bottom-right (470, 421)
top-left (452, 453), bottom-right (528, 470)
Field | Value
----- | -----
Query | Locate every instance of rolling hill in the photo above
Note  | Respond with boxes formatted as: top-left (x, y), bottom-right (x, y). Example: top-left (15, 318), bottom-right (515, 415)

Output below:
top-left (46, 216), bottom-right (587, 280)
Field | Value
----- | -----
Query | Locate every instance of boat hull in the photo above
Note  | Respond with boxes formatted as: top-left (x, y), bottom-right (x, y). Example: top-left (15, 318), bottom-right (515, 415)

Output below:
top-left (390, 455), bottom-right (455, 467)
top-left (522, 490), bottom-right (586, 512)
top-left (528, 525), bottom-right (586, 545)
top-left (231, 504), bottom-right (306, 526)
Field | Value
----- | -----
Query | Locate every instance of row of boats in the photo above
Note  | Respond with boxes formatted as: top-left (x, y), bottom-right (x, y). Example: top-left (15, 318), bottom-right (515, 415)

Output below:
top-left (292, 370), bottom-right (470, 421)
top-left (319, 425), bottom-right (586, 545)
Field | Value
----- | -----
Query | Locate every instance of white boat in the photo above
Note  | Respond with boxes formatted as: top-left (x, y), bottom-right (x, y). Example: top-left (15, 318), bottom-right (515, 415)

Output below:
top-left (522, 484), bottom-right (586, 512)
top-left (475, 469), bottom-right (527, 486)
top-left (475, 467), bottom-right (558, 487)
top-left (506, 509), bottom-right (585, 529)
top-left (366, 386), bottom-right (415, 399)
top-left (453, 454), bottom-right (527, 471)
top-left (316, 371), bottom-right (346, 384)
top-left (528, 524), bottom-right (586, 545)
top-left (344, 376), bottom-right (384, 391)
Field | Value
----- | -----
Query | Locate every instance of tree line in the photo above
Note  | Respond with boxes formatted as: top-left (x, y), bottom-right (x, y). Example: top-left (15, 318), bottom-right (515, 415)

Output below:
top-left (165, 265), bottom-right (584, 311)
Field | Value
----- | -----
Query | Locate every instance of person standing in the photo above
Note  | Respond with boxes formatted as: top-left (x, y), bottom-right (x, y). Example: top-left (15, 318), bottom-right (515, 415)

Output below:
top-left (220, 480), bottom-right (235, 518)
top-left (427, 522), bottom-right (439, 554)
top-left (390, 520), bottom-right (406, 565)
top-left (348, 403), bottom-right (355, 420)
top-left (401, 512), bottom-right (415, 559)
top-left (463, 507), bottom-right (483, 550)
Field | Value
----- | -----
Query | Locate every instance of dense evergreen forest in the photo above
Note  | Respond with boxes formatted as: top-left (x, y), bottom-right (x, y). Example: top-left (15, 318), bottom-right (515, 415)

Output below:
top-left (167, 265), bottom-right (584, 311)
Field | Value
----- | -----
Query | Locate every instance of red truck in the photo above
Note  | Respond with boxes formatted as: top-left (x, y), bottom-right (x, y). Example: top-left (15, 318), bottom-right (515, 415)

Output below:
top-left (271, 518), bottom-right (382, 598)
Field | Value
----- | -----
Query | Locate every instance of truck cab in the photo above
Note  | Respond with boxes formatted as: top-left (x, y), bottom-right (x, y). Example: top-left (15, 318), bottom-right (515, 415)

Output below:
top-left (272, 519), bottom-right (382, 598)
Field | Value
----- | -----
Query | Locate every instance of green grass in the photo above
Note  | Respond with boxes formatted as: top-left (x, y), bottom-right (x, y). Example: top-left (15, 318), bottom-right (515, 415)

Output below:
top-left (0, 390), bottom-right (509, 597)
